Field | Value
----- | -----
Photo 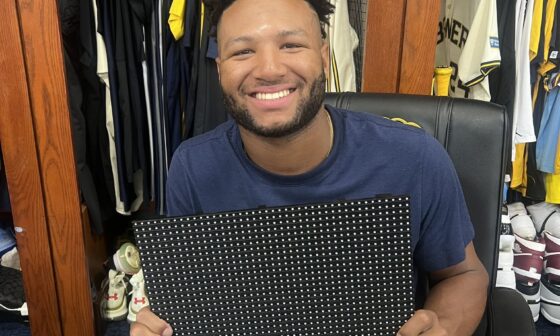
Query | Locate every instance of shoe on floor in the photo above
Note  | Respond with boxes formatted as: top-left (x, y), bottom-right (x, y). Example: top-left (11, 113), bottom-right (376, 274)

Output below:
top-left (100, 269), bottom-right (128, 321)
top-left (527, 202), bottom-right (560, 237)
top-left (0, 247), bottom-right (20, 270)
top-left (544, 232), bottom-right (560, 283)
top-left (540, 274), bottom-right (560, 325)
top-left (507, 202), bottom-right (528, 217)
top-left (511, 214), bottom-right (537, 240)
top-left (127, 268), bottom-right (150, 323)
top-left (500, 214), bottom-right (515, 251)
top-left (113, 242), bottom-right (141, 275)
top-left (496, 269), bottom-right (516, 290)
top-left (517, 280), bottom-right (541, 322)
top-left (513, 234), bottom-right (545, 284)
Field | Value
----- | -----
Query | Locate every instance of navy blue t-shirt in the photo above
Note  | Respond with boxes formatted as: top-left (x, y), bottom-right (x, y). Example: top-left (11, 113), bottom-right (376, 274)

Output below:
top-left (166, 105), bottom-right (474, 274)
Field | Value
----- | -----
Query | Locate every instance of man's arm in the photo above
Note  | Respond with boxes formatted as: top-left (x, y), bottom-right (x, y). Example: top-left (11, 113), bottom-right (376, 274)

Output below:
top-left (398, 242), bottom-right (489, 335)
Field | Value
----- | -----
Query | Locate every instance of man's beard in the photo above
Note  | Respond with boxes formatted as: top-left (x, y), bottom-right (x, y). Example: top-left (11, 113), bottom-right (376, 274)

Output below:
top-left (222, 72), bottom-right (326, 138)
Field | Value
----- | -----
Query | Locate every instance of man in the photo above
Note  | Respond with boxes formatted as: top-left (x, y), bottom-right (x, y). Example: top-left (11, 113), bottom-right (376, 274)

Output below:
top-left (130, 0), bottom-right (489, 335)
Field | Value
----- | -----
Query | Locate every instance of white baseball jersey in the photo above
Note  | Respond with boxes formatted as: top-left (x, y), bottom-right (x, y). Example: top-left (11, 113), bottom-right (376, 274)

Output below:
top-left (435, 0), bottom-right (501, 101)
top-left (512, 0), bottom-right (536, 147)
top-left (326, 0), bottom-right (359, 92)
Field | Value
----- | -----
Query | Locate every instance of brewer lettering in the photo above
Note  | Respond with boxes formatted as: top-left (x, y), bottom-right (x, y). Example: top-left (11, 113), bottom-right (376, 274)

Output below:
top-left (437, 17), bottom-right (469, 49)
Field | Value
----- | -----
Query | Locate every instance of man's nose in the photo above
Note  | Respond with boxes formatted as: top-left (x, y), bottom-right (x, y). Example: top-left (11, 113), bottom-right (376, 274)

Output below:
top-left (253, 48), bottom-right (287, 80)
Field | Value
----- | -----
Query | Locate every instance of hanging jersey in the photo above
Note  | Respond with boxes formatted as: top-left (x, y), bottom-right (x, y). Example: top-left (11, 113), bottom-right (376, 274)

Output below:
top-left (536, 78), bottom-right (560, 173)
top-left (436, 0), bottom-right (501, 101)
top-left (546, 173), bottom-right (560, 203)
top-left (168, 0), bottom-right (186, 40)
top-left (512, 0), bottom-right (537, 147)
top-left (531, 0), bottom-right (545, 60)
top-left (326, 0), bottom-right (359, 92)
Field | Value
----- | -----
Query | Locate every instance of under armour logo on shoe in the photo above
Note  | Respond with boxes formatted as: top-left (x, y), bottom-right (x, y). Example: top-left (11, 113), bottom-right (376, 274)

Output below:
top-left (134, 297), bottom-right (146, 304)
top-left (105, 293), bottom-right (119, 301)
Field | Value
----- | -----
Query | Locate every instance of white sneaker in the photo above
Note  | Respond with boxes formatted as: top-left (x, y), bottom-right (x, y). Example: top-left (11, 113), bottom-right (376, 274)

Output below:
top-left (496, 269), bottom-right (516, 290)
top-left (100, 269), bottom-right (128, 321)
top-left (500, 214), bottom-right (515, 251)
top-left (0, 246), bottom-right (20, 270)
top-left (127, 269), bottom-right (150, 323)
top-left (113, 242), bottom-right (141, 275)
top-left (507, 202), bottom-right (528, 217)
top-left (511, 214), bottom-right (537, 240)
top-left (540, 275), bottom-right (560, 324)
top-left (517, 281), bottom-right (541, 322)
top-left (527, 202), bottom-right (560, 237)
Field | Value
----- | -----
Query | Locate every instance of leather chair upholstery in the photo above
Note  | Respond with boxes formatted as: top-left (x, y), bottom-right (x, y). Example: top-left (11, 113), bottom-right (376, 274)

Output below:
top-left (325, 92), bottom-right (535, 336)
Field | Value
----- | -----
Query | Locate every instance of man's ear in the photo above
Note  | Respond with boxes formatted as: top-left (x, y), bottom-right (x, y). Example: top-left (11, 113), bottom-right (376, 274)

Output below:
top-left (215, 57), bottom-right (221, 82)
top-left (321, 41), bottom-right (330, 80)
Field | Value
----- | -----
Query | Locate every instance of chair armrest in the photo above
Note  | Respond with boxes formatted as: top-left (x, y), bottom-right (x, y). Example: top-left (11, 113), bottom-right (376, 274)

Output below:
top-left (491, 287), bottom-right (536, 336)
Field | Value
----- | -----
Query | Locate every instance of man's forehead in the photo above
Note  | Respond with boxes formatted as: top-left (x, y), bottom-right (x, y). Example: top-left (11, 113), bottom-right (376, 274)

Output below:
top-left (217, 0), bottom-right (321, 41)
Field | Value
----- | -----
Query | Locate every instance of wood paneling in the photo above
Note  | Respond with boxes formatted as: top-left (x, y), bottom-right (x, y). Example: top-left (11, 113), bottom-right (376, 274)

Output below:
top-left (362, 0), bottom-right (439, 95)
top-left (15, 0), bottom-right (95, 335)
top-left (399, 0), bottom-right (440, 94)
top-left (362, 0), bottom-right (406, 93)
top-left (0, 1), bottom-right (63, 335)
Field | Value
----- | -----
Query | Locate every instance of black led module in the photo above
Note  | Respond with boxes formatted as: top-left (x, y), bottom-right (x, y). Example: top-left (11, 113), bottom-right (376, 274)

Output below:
top-left (133, 195), bottom-right (414, 335)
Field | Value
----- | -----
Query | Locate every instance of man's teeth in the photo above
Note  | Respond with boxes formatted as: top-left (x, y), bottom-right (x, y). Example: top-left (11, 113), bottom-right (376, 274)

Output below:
top-left (255, 89), bottom-right (291, 100)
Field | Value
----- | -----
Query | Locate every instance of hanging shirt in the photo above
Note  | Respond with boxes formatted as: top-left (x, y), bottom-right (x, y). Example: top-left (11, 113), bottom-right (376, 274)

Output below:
top-left (168, 0), bottom-right (186, 40)
top-left (436, 0), bottom-right (501, 101)
top-left (512, 0), bottom-right (537, 147)
top-left (536, 76), bottom-right (560, 173)
top-left (326, 0), bottom-right (359, 92)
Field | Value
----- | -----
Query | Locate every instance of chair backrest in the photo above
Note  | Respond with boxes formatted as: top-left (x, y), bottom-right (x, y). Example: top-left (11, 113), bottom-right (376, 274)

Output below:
top-left (325, 92), bottom-right (510, 334)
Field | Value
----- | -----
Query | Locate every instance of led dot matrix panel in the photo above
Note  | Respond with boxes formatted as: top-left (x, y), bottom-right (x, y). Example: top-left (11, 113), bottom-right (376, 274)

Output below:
top-left (133, 196), bottom-right (414, 335)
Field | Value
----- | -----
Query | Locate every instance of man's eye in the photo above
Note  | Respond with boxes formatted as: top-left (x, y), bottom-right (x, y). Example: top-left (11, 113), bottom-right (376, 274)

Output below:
top-left (233, 49), bottom-right (253, 56)
top-left (282, 43), bottom-right (302, 49)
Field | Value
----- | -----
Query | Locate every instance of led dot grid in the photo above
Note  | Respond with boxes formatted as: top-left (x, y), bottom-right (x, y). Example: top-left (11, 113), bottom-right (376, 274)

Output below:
top-left (133, 196), bottom-right (414, 335)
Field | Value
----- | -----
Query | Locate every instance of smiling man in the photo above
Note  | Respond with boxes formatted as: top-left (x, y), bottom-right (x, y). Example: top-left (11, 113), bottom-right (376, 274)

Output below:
top-left (130, 1), bottom-right (488, 335)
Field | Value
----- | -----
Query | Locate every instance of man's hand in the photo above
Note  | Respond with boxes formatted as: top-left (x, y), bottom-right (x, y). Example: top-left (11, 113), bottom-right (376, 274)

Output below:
top-left (397, 242), bottom-right (488, 336)
top-left (129, 307), bottom-right (173, 336)
top-left (397, 309), bottom-right (448, 336)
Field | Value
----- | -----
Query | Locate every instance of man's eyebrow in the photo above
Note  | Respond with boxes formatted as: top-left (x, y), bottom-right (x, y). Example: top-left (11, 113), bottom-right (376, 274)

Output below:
top-left (278, 29), bottom-right (307, 37)
top-left (224, 29), bottom-right (308, 49)
top-left (224, 36), bottom-right (253, 49)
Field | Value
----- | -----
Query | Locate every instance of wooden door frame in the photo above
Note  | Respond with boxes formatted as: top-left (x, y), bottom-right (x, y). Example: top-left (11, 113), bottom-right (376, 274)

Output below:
top-left (0, 0), bottom-right (96, 335)
top-left (0, 1), bottom-right (63, 335)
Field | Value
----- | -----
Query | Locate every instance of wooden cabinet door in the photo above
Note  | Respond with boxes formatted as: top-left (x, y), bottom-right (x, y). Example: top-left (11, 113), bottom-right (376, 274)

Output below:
top-left (363, 0), bottom-right (440, 94)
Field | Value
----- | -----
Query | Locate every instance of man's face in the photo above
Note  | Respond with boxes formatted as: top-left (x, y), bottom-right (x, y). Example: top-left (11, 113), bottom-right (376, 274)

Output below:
top-left (216, 0), bottom-right (330, 138)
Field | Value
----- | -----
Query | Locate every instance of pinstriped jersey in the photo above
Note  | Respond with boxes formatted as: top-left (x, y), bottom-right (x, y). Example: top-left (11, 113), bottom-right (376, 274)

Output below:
top-left (326, 0), bottom-right (359, 93)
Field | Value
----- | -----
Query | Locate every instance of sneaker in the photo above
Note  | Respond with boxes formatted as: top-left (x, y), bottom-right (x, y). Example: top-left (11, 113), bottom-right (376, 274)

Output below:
top-left (544, 232), bottom-right (560, 283)
top-left (496, 269), bottom-right (516, 290)
top-left (100, 269), bottom-right (128, 321)
top-left (527, 202), bottom-right (560, 237)
top-left (113, 242), bottom-right (141, 275)
top-left (513, 234), bottom-right (545, 284)
top-left (500, 213), bottom-right (515, 251)
top-left (517, 280), bottom-right (541, 322)
top-left (507, 202), bottom-right (528, 217)
top-left (540, 274), bottom-right (560, 324)
top-left (511, 214), bottom-right (537, 240)
top-left (127, 269), bottom-right (149, 323)
top-left (497, 249), bottom-right (516, 289)
top-left (0, 246), bottom-right (20, 270)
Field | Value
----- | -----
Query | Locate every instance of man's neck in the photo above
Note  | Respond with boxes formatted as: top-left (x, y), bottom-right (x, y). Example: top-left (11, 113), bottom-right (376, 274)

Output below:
top-left (239, 108), bottom-right (333, 176)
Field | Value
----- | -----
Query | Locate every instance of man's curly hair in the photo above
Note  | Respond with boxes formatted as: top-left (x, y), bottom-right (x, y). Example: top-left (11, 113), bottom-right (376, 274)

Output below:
top-left (203, 0), bottom-right (335, 38)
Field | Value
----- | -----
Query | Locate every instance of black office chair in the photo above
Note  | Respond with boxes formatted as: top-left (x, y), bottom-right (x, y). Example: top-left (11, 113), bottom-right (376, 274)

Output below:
top-left (325, 92), bottom-right (535, 336)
